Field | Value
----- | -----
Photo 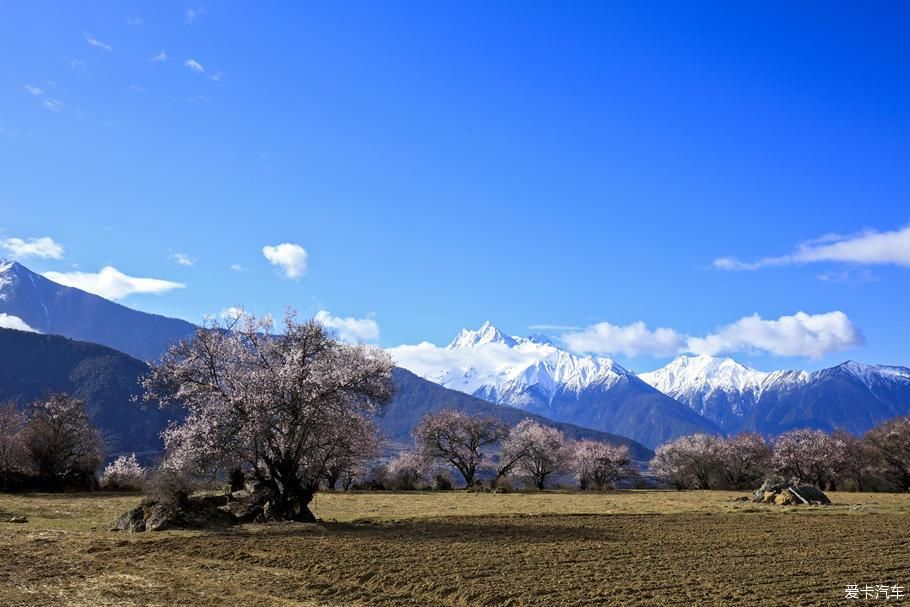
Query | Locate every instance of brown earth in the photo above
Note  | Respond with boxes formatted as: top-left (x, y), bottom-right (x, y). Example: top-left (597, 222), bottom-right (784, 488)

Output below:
top-left (1, 491), bottom-right (908, 606)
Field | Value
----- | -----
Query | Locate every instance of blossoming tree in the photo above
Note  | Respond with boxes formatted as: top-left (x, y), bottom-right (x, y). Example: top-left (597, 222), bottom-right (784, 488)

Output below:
top-left (142, 310), bottom-right (393, 522)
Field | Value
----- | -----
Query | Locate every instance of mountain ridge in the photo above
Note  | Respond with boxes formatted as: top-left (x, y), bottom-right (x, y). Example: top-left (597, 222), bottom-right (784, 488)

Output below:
top-left (398, 322), bottom-right (721, 447)
top-left (639, 354), bottom-right (910, 435)
top-left (0, 259), bottom-right (196, 361)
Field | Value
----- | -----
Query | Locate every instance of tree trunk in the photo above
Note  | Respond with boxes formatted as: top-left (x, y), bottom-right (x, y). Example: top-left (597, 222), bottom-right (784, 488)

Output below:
top-left (266, 475), bottom-right (317, 522)
top-left (229, 467), bottom-right (245, 492)
top-left (326, 473), bottom-right (339, 491)
top-left (271, 486), bottom-right (316, 522)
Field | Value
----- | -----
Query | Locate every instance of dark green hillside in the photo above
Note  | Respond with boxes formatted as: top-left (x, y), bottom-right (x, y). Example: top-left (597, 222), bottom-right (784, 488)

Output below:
top-left (0, 328), bottom-right (171, 456)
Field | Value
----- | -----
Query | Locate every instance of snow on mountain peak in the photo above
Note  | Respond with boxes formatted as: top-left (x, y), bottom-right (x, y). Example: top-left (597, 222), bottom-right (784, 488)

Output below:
top-left (641, 354), bottom-right (768, 393)
top-left (448, 321), bottom-right (517, 349)
top-left (393, 323), bottom-right (632, 408)
top-left (832, 360), bottom-right (910, 388)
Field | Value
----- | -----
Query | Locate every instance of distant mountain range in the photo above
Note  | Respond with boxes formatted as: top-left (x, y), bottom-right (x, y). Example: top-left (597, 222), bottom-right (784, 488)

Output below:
top-left (0, 325), bottom-right (652, 462)
top-left (403, 322), bottom-right (721, 448)
top-left (3, 260), bottom-right (909, 450)
top-left (399, 322), bottom-right (910, 445)
top-left (0, 259), bottom-right (195, 361)
top-left (640, 354), bottom-right (910, 435)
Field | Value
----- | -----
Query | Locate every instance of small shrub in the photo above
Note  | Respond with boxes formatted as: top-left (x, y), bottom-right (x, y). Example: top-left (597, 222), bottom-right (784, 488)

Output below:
top-left (432, 473), bottom-right (453, 491)
top-left (492, 477), bottom-right (513, 493)
top-left (145, 466), bottom-right (196, 509)
top-left (100, 454), bottom-right (147, 491)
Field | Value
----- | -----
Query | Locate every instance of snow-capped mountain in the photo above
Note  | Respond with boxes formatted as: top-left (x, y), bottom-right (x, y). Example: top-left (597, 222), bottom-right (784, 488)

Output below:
top-left (0, 259), bottom-right (195, 361)
top-left (640, 354), bottom-right (910, 435)
top-left (639, 355), bottom-right (769, 428)
top-left (395, 322), bottom-right (720, 448)
top-left (429, 321), bottom-right (631, 405)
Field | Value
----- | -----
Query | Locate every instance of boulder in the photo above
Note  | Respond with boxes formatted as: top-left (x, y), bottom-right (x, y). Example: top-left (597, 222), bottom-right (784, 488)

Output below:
top-left (774, 491), bottom-right (797, 506)
top-left (112, 484), bottom-right (273, 532)
top-left (750, 477), bottom-right (831, 506)
top-left (789, 485), bottom-right (831, 505)
top-left (752, 476), bottom-right (792, 502)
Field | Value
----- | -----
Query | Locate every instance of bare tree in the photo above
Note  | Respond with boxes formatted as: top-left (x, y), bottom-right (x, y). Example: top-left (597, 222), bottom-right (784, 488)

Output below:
top-left (142, 310), bottom-right (393, 521)
top-left (650, 434), bottom-right (722, 490)
top-left (0, 402), bottom-right (27, 490)
top-left (501, 419), bottom-right (570, 490)
top-left (771, 428), bottom-right (844, 489)
top-left (571, 439), bottom-right (633, 490)
top-left (865, 417), bottom-right (910, 491)
top-left (716, 433), bottom-right (771, 490)
top-left (21, 394), bottom-right (104, 488)
top-left (415, 410), bottom-right (508, 487)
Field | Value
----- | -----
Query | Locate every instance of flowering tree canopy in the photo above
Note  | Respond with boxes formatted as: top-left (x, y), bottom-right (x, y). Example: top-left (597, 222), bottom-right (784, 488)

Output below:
top-left (386, 450), bottom-right (430, 490)
top-left (717, 433), bottom-right (771, 490)
top-left (650, 434), bottom-right (723, 490)
top-left (142, 310), bottom-right (394, 521)
top-left (100, 453), bottom-right (147, 490)
top-left (771, 428), bottom-right (844, 489)
top-left (0, 402), bottom-right (26, 490)
top-left (415, 409), bottom-right (509, 487)
top-left (571, 439), bottom-right (633, 490)
top-left (501, 419), bottom-right (570, 490)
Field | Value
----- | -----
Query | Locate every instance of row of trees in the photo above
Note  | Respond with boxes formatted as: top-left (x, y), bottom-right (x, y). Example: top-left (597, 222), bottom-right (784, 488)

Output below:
top-left (651, 420), bottom-right (910, 492)
top-left (385, 410), bottom-right (636, 491)
top-left (0, 394), bottom-right (105, 491)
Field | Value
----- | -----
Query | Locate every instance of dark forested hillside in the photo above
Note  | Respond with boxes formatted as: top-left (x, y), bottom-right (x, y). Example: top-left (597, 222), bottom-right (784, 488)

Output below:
top-left (0, 328), bottom-right (173, 457)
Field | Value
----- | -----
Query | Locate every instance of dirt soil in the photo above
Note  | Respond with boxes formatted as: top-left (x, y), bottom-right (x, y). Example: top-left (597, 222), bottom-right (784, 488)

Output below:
top-left (1, 491), bottom-right (908, 606)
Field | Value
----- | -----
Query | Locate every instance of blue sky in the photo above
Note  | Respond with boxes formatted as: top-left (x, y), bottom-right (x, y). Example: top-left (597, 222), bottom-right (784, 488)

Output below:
top-left (0, 2), bottom-right (907, 372)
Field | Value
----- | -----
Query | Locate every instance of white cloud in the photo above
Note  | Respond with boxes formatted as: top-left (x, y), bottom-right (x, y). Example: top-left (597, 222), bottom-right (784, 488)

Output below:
top-left (388, 340), bottom-right (537, 379)
top-left (220, 306), bottom-right (244, 320)
top-left (714, 225), bottom-right (910, 271)
top-left (170, 252), bottom-right (195, 266)
top-left (262, 243), bottom-right (308, 279)
top-left (185, 7), bottom-right (206, 24)
top-left (184, 58), bottom-right (205, 73)
top-left (41, 98), bottom-right (64, 112)
top-left (43, 266), bottom-right (185, 300)
top-left (0, 313), bottom-right (37, 332)
top-left (1, 236), bottom-right (64, 259)
top-left (685, 311), bottom-right (862, 359)
top-left (560, 311), bottom-right (862, 359)
top-left (151, 50), bottom-right (168, 62)
top-left (561, 321), bottom-right (686, 357)
top-left (314, 310), bottom-right (380, 343)
top-left (229, 263), bottom-right (244, 272)
top-left (84, 33), bottom-right (112, 51)
top-left (24, 85), bottom-right (63, 112)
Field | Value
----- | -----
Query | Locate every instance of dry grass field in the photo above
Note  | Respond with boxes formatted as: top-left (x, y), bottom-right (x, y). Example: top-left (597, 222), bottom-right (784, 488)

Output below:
top-left (1, 490), bottom-right (909, 606)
